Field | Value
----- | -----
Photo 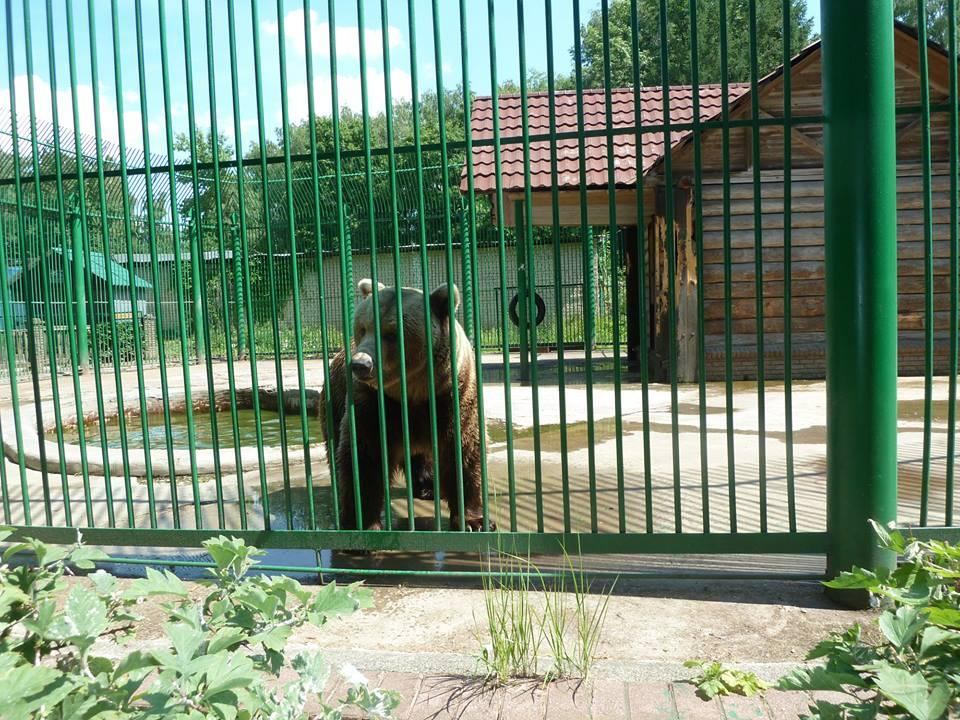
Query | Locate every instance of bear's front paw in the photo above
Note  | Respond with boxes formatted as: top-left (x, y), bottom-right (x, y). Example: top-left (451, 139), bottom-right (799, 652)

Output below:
top-left (451, 515), bottom-right (494, 532)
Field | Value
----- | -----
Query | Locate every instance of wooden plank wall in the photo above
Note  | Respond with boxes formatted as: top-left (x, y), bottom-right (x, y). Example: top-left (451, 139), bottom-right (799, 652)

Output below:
top-left (696, 165), bottom-right (955, 382)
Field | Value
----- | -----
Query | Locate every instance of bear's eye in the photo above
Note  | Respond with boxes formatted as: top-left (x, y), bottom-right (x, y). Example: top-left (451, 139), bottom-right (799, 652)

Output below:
top-left (382, 330), bottom-right (396, 341)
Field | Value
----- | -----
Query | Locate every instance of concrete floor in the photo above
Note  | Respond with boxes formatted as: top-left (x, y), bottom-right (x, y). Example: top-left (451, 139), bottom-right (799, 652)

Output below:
top-left (0, 358), bottom-right (956, 562)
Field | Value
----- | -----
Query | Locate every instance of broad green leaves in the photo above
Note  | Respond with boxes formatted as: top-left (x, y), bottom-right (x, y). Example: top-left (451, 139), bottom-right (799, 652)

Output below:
top-left (700, 523), bottom-right (960, 718)
top-left (0, 533), bottom-right (399, 719)
top-left (683, 660), bottom-right (769, 700)
top-left (874, 665), bottom-right (951, 720)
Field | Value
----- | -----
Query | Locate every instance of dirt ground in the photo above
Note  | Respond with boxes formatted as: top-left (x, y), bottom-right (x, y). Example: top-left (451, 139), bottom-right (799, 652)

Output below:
top-left (64, 573), bottom-right (875, 681)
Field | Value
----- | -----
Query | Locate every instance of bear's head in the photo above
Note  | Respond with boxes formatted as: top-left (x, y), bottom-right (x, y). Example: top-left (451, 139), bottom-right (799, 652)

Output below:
top-left (350, 278), bottom-right (469, 402)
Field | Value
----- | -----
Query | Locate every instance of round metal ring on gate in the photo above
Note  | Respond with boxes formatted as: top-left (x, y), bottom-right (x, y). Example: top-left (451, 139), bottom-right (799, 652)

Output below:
top-left (508, 292), bottom-right (547, 327)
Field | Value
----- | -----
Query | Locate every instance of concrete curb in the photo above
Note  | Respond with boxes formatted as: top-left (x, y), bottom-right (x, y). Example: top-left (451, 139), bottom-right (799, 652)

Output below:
top-left (0, 385), bottom-right (325, 478)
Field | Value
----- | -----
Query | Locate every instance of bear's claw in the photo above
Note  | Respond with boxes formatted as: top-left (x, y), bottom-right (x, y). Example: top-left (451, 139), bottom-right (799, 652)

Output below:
top-left (451, 515), bottom-right (495, 532)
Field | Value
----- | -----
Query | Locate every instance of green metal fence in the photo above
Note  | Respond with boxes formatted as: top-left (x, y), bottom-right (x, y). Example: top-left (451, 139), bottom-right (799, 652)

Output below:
top-left (0, 0), bottom-right (956, 577)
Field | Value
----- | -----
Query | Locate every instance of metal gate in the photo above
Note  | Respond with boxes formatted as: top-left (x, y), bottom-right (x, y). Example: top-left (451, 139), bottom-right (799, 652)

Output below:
top-left (0, 0), bottom-right (956, 578)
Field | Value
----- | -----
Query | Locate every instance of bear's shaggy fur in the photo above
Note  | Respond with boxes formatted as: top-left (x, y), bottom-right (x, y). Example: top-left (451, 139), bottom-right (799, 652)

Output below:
top-left (320, 279), bottom-right (489, 531)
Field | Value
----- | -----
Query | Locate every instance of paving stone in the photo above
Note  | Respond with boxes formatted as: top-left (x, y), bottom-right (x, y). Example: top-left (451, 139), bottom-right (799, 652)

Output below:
top-left (672, 683), bottom-right (724, 719)
top-left (590, 679), bottom-right (629, 720)
top-left (626, 682), bottom-right (677, 720)
top-left (498, 680), bottom-right (548, 720)
top-left (409, 675), bottom-right (502, 720)
top-left (718, 694), bottom-right (767, 720)
top-left (761, 690), bottom-right (816, 720)
top-left (544, 679), bottom-right (593, 719)
top-left (377, 672), bottom-right (424, 720)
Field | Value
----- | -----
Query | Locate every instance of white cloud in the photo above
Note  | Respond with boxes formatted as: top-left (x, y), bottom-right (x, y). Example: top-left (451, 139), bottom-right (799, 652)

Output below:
top-left (0, 73), bottom-right (146, 152)
top-left (284, 68), bottom-right (412, 123)
top-left (264, 9), bottom-right (403, 58)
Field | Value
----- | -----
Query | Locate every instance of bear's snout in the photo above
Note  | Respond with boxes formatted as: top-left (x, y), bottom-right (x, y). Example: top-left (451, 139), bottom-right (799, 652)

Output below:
top-left (351, 353), bottom-right (375, 381)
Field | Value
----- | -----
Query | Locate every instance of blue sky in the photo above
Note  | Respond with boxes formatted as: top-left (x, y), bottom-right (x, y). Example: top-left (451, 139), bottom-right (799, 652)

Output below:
top-left (1, 0), bottom-right (821, 161)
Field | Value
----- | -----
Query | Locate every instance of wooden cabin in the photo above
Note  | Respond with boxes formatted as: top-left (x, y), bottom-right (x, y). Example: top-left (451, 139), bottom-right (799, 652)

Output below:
top-left (464, 22), bottom-right (956, 382)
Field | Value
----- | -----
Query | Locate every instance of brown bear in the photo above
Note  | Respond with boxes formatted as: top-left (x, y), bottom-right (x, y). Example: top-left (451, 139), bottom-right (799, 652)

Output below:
top-left (320, 278), bottom-right (490, 532)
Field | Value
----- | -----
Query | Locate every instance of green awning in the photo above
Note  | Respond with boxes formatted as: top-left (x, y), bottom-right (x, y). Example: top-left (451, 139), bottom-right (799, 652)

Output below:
top-left (54, 248), bottom-right (152, 290)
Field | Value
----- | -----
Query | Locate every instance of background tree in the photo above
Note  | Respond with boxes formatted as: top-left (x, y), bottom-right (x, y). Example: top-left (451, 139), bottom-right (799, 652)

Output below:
top-left (574, 0), bottom-right (816, 88)
top-left (894, 0), bottom-right (957, 47)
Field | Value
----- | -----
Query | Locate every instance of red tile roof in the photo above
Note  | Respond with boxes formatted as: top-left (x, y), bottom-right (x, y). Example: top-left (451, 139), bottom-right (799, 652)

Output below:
top-left (462, 84), bottom-right (750, 194)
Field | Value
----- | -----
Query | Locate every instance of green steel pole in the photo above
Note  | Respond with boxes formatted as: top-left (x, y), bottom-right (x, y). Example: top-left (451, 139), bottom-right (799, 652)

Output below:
top-left (515, 200), bottom-right (530, 384)
top-left (230, 213), bottom-right (246, 357)
top-left (822, 0), bottom-right (898, 594)
top-left (189, 211), bottom-right (205, 363)
top-left (69, 196), bottom-right (89, 371)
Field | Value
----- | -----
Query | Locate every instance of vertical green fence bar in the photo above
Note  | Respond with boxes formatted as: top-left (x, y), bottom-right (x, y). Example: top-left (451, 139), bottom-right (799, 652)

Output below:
top-left (230, 216), bottom-right (247, 357)
top-left (204, 0), bottom-right (246, 528)
top-left (158, 0), bottom-right (203, 529)
top-left (748, 0), bottom-right (768, 533)
top-left (356, 0), bottom-right (394, 531)
top-left (0, 209), bottom-right (20, 525)
top-left (485, 0), bottom-right (518, 530)
top-left (226, 0), bottom-right (270, 528)
top-left (545, 0), bottom-right (572, 532)
top-left (379, 0), bottom-right (415, 530)
top-left (572, 0), bottom-right (598, 533)
top-left (600, 0), bottom-right (626, 533)
top-left (68, 201), bottom-right (89, 371)
top-left (4, 0), bottom-right (45, 527)
top-left (46, 0), bottom-right (88, 526)
top-left (107, 0), bottom-right (155, 528)
top-left (22, 0), bottom-right (67, 526)
top-left (720, 0), bottom-right (738, 533)
top-left (302, 0), bottom-right (341, 529)
top-left (181, 2), bottom-right (227, 529)
top-left (459, 0), bottom-right (492, 531)
top-left (189, 216), bottom-right (204, 363)
top-left (916, 0), bottom-right (934, 526)
top-left (782, 0), bottom-right (797, 532)
top-left (658, 0), bottom-right (682, 533)
top-left (330, 0), bottom-right (364, 530)
top-left (947, 0), bottom-right (958, 527)
top-left (629, 0), bottom-right (654, 534)
top-left (515, 2), bottom-right (545, 531)
top-left (87, 0), bottom-right (139, 526)
top-left (250, 0), bottom-right (293, 528)
top-left (430, 0), bottom-right (468, 530)
top-left (275, 0), bottom-right (315, 529)
top-left (67, 0), bottom-right (114, 528)
top-left (134, 0), bottom-right (179, 526)
top-left (689, 0), bottom-right (710, 533)
top-left (822, 0), bottom-right (898, 590)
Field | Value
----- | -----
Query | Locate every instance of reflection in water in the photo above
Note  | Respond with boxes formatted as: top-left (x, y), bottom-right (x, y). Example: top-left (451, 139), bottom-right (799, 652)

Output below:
top-left (50, 408), bottom-right (323, 450)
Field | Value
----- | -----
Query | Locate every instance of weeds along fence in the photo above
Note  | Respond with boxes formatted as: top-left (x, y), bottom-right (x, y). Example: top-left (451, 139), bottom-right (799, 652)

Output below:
top-left (0, 0), bottom-right (956, 577)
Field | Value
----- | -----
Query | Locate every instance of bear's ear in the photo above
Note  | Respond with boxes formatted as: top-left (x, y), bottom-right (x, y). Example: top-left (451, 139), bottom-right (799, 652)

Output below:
top-left (430, 283), bottom-right (460, 319)
top-left (357, 278), bottom-right (385, 298)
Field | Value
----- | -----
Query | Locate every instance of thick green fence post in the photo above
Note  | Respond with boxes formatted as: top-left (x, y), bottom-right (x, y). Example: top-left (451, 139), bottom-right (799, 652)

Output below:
top-left (460, 209), bottom-right (474, 342)
top-left (822, 0), bottom-right (898, 600)
top-left (68, 194), bottom-right (88, 372)
top-left (188, 209), bottom-right (204, 363)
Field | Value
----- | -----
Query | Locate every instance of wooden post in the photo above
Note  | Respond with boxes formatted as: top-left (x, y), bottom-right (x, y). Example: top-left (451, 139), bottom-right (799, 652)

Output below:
top-left (622, 225), bottom-right (642, 376)
top-left (674, 186), bottom-right (698, 382)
